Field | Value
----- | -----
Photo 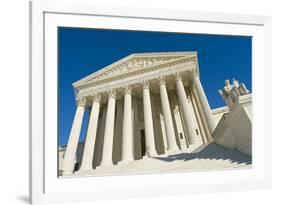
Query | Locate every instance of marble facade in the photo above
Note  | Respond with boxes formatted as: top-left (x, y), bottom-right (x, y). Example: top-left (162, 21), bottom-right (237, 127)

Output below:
top-left (60, 52), bottom-right (219, 176)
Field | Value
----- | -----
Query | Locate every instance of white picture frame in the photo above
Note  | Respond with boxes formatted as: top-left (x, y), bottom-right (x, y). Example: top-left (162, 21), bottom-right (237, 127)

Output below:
top-left (30, 1), bottom-right (272, 204)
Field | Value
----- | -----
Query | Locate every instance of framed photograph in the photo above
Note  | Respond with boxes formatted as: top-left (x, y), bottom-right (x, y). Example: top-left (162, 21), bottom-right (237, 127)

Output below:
top-left (30, 1), bottom-right (271, 204)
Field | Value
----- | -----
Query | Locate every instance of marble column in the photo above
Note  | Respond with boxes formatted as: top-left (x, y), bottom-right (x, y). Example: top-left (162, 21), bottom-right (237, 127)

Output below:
top-left (175, 73), bottom-right (198, 145)
top-left (142, 80), bottom-right (157, 157)
top-left (93, 106), bottom-right (107, 167)
top-left (100, 89), bottom-right (116, 166)
top-left (79, 94), bottom-right (101, 172)
top-left (121, 85), bottom-right (134, 162)
top-left (159, 76), bottom-right (179, 152)
top-left (62, 97), bottom-right (87, 175)
top-left (193, 76), bottom-right (215, 133)
top-left (159, 114), bottom-right (168, 151)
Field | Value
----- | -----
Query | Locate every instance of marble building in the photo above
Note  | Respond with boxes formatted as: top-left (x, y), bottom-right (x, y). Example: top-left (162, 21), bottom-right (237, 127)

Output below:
top-left (60, 52), bottom-right (252, 176)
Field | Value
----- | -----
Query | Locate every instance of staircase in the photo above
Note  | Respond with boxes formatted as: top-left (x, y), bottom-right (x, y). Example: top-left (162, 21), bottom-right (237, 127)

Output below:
top-left (72, 143), bottom-right (252, 177)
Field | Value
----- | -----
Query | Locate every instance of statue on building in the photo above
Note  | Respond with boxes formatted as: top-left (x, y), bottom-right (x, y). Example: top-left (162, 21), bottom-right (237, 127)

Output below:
top-left (223, 79), bottom-right (233, 94)
top-left (218, 78), bottom-right (250, 109)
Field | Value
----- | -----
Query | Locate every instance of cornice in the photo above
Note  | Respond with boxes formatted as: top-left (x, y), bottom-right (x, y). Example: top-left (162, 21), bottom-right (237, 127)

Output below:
top-left (75, 55), bottom-right (197, 92)
top-left (73, 52), bottom-right (197, 86)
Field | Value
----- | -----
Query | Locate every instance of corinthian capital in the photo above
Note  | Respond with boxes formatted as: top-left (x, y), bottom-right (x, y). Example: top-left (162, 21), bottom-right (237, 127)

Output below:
top-left (158, 76), bottom-right (166, 86)
top-left (92, 94), bottom-right (101, 103)
top-left (108, 89), bottom-right (116, 99)
top-left (142, 80), bottom-right (150, 89)
top-left (77, 97), bottom-right (87, 107)
top-left (124, 85), bottom-right (132, 95)
top-left (174, 72), bottom-right (182, 82)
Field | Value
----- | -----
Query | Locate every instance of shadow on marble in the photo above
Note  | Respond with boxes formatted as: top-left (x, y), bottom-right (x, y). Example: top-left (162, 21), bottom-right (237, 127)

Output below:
top-left (154, 143), bottom-right (252, 165)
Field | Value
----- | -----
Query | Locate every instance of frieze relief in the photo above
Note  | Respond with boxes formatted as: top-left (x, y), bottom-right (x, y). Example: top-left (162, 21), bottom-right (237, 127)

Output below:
top-left (76, 56), bottom-right (197, 92)
top-left (85, 56), bottom-right (186, 82)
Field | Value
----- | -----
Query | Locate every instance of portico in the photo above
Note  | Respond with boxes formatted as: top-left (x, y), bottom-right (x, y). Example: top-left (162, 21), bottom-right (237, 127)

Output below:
top-left (61, 52), bottom-right (215, 175)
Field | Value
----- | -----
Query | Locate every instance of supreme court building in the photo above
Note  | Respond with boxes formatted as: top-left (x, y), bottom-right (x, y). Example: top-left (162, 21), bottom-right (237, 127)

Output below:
top-left (60, 52), bottom-right (250, 176)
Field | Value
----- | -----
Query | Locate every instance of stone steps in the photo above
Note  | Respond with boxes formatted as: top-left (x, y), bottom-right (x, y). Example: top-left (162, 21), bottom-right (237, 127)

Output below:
top-left (72, 143), bottom-right (252, 177)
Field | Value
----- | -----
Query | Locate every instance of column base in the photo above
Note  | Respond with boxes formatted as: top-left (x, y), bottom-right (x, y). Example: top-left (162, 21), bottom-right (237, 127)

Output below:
top-left (179, 142), bottom-right (190, 151)
top-left (75, 168), bottom-right (94, 175)
top-left (165, 147), bottom-right (181, 155)
top-left (62, 170), bottom-right (74, 176)
top-left (186, 143), bottom-right (203, 153)
top-left (145, 150), bottom-right (158, 157)
top-left (98, 161), bottom-right (114, 168)
top-left (166, 145), bottom-right (180, 151)
top-left (118, 158), bottom-right (134, 165)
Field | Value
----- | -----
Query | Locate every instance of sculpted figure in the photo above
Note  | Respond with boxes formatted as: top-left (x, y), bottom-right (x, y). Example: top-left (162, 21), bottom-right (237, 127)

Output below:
top-left (223, 79), bottom-right (233, 94)
top-left (233, 78), bottom-right (239, 88)
top-left (232, 78), bottom-right (240, 97)
top-left (238, 83), bottom-right (250, 95)
top-left (220, 79), bottom-right (238, 109)
top-left (219, 78), bottom-right (250, 110)
top-left (218, 89), bottom-right (226, 98)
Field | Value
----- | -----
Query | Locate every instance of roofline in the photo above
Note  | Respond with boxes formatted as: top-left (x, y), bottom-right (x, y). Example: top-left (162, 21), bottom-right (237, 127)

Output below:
top-left (72, 51), bottom-right (198, 87)
top-left (127, 51), bottom-right (197, 56)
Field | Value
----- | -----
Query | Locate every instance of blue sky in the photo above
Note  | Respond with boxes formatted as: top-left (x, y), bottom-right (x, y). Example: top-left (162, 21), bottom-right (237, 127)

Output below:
top-left (58, 27), bottom-right (252, 146)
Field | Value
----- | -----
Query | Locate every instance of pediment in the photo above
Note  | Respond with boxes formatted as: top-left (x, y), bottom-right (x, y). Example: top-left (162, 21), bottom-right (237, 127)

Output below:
top-left (73, 52), bottom-right (197, 88)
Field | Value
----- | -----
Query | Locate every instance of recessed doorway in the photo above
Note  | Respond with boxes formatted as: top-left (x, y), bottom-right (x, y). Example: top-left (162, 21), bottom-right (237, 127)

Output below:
top-left (140, 129), bottom-right (146, 157)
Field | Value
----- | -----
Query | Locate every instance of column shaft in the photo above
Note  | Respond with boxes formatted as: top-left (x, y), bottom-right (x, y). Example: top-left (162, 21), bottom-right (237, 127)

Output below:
top-left (100, 90), bottom-right (116, 166)
top-left (121, 86), bottom-right (134, 162)
top-left (175, 75), bottom-right (199, 145)
top-left (93, 106), bottom-right (107, 167)
top-left (159, 114), bottom-right (168, 151)
top-left (193, 76), bottom-right (215, 133)
top-left (142, 81), bottom-right (157, 157)
top-left (79, 95), bottom-right (101, 171)
top-left (62, 98), bottom-right (86, 175)
top-left (159, 77), bottom-right (179, 151)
